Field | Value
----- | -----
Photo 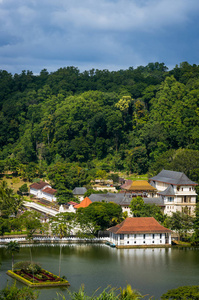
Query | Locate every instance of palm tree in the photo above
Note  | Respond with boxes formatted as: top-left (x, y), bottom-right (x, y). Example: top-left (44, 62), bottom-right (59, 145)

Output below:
top-left (6, 241), bottom-right (20, 271)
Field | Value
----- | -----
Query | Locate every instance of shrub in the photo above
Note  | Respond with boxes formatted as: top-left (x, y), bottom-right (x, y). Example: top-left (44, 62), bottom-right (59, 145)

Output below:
top-left (13, 261), bottom-right (42, 274)
top-left (161, 286), bottom-right (199, 299)
top-left (19, 184), bottom-right (28, 193)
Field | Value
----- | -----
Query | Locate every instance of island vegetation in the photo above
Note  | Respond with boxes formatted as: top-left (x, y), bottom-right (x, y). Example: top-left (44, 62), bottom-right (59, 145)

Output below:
top-left (7, 261), bottom-right (70, 288)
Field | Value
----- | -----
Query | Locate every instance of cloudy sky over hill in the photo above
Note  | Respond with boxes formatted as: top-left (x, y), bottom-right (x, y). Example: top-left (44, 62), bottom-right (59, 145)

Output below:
top-left (1, 0), bottom-right (199, 74)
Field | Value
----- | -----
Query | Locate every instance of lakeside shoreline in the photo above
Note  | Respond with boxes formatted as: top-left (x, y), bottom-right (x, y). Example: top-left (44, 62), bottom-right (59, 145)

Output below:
top-left (0, 235), bottom-right (197, 249)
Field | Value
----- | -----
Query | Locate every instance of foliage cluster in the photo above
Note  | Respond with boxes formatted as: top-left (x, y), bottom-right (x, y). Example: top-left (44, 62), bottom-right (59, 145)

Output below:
top-left (1, 283), bottom-right (199, 300)
top-left (0, 181), bottom-right (47, 237)
top-left (13, 261), bottom-right (42, 273)
top-left (161, 285), bottom-right (199, 299)
top-left (0, 282), bottom-right (39, 300)
top-left (50, 202), bottom-right (124, 237)
top-left (0, 62), bottom-right (199, 185)
top-left (129, 196), bottom-right (164, 222)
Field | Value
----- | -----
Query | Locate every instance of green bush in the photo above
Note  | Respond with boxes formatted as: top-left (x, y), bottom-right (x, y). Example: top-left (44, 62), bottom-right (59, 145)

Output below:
top-left (19, 184), bottom-right (28, 193)
top-left (161, 286), bottom-right (199, 299)
top-left (13, 261), bottom-right (42, 274)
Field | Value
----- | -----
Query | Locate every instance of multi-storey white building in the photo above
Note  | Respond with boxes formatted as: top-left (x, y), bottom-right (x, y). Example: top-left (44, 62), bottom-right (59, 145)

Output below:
top-left (149, 170), bottom-right (198, 216)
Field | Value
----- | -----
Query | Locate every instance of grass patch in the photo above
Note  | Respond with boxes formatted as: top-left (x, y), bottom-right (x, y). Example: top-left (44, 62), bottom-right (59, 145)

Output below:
top-left (1, 175), bottom-right (32, 193)
top-left (4, 231), bottom-right (27, 235)
top-left (172, 240), bottom-right (192, 247)
top-left (125, 174), bottom-right (148, 181)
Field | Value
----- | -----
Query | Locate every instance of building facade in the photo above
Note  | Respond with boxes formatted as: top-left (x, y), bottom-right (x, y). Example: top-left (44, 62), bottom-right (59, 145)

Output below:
top-left (108, 217), bottom-right (172, 248)
top-left (29, 181), bottom-right (57, 202)
top-left (149, 170), bottom-right (197, 216)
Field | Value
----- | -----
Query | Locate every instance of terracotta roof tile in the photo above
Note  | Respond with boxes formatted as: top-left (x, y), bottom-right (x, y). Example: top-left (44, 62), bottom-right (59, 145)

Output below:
top-left (42, 187), bottom-right (57, 195)
top-left (68, 201), bottom-right (78, 206)
top-left (120, 180), bottom-right (132, 189)
top-left (74, 197), bottom-right (92, 209)
top-left (30, 181), bottom-right (50, 190)
top-left (108, 217), bottom-right (171, 234)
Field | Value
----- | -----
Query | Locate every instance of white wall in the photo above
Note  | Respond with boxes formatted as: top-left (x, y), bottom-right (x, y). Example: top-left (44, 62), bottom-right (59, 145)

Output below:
top-left (110, 232), bottom-right (171, 246)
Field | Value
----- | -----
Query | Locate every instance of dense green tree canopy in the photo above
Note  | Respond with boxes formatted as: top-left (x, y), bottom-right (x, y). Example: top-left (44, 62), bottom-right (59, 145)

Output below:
top-left (0, 181), bottom-right (23, 218)
top-left (129, 196), bottom-right (164, 223)
top-left (76, 202), bottom-right (123, 232)
top-left (0, 62), bottom-right (199, 180)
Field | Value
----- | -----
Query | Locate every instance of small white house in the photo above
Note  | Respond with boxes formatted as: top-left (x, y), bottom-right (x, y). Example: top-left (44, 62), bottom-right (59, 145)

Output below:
top-left (108, 217), bottom-right (172, 248)
top-left (72, 187), bottom-right (87, 201)
top-left (29, 181), bottom-right (57, 202)
top-left (41, 187), bottom-right (57, 202)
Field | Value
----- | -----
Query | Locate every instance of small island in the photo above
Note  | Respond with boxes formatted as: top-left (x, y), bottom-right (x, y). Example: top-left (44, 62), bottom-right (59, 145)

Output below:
top-left (7, 261), bottom-right (70, 288)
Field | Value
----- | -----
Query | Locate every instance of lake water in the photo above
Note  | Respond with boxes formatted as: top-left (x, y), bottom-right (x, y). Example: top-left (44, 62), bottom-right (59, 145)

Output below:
top-left (0, 244), bottom-right (199, 300)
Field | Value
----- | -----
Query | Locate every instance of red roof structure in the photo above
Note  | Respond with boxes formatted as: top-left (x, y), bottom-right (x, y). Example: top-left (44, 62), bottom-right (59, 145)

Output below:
top-left (120, 180), bottom-right (132, 190)
top-left (30, 181), bottom-right (50, 190)
top-left (108, 217), bottom-right (171, 234)
top-left (74, 197), bottom-right (92, 209)
top-left (68, 201), bottom-right (78, 206)
top-left (42, 187), bottom-right (57, 195)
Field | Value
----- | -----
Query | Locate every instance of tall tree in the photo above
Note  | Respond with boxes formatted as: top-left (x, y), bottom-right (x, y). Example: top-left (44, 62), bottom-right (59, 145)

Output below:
top-left (6, 241), bottom-right (20, 271)
top-left (0, 181), bottom-right (23, 218)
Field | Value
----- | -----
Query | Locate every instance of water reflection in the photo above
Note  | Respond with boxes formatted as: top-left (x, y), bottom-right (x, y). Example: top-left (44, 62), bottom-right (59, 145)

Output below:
top-left (0, 245), bottom-right (199, 300)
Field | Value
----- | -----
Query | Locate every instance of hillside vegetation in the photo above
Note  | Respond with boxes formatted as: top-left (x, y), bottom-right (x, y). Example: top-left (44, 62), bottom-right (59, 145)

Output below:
top-left (0, 62), bottom-right (199, 190)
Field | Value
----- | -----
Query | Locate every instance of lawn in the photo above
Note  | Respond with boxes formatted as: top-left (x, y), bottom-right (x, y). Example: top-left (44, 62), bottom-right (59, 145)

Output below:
top-left (1, 175), bottom-right (32, 193)
top-left (120, 173), bottom-right (148, 181)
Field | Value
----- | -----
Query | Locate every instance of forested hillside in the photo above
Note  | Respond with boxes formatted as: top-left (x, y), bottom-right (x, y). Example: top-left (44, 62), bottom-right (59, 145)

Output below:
top-left (1, 62), bottom-right (199, 189)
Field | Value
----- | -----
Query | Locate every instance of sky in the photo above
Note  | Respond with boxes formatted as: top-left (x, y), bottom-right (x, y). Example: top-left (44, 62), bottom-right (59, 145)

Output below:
top-left (1, 0), bottom-right (199, 74)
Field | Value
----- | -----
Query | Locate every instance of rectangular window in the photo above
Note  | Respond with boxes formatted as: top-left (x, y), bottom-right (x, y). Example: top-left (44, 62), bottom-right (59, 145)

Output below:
top-left (160, 234), bottom-right (162, 239)
top-left (143, 234), bottom-right (146, 239)
top-left (152, 234), bottom-right (155, 239)
top-left (134, 234), bottom-right (136, 238)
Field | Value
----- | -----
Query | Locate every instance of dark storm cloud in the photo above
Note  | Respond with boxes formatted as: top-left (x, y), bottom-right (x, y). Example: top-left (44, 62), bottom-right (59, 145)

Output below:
top-left (0, 0), bottom-right (199, 73)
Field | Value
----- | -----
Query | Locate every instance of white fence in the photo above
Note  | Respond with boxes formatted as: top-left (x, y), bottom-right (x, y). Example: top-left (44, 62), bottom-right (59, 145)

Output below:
top-left (23, 201), bottom-right (58, 216)
top-left (0, 236), bottom-right (110, 245)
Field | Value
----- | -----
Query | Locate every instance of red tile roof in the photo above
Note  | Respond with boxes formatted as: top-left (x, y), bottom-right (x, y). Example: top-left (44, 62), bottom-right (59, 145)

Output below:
top-left (108, 217), bottom-right (171, 234)
top-left (42, 187), bottom-right (57, 195)
top-left (30, 181), bottom-right (50, 190)
top-left (74, 197), bottom-right (92, 209)
top-left (68, 201), bottom-right (78, 206)
top-left (120, 180), bottom-right (132, 190)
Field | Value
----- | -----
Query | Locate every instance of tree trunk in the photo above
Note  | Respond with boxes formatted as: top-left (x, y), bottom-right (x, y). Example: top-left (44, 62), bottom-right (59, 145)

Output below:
top-left (12, 254), bottom-right (14, 271)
